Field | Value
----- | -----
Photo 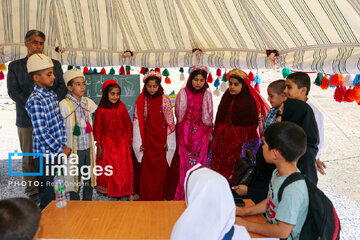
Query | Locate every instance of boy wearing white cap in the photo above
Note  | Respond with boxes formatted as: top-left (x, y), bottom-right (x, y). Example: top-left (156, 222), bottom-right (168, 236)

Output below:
top-left (59, 69), bottom-right (97, 200)
top-left (25, 53), bottom-right (71, 209)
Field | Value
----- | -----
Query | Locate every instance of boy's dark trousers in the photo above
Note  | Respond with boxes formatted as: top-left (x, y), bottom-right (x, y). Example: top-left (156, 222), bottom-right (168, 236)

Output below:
top-left (69, 149), bottom-right (93, 200)
top-left (34, 157), bottom-right (55, 210)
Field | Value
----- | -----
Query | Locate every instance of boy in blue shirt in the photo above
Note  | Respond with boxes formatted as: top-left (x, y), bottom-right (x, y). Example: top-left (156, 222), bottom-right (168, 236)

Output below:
top-left (25, 53), bottom-right (71, 209)
top-left (236, 122), bottom-right (309, 240)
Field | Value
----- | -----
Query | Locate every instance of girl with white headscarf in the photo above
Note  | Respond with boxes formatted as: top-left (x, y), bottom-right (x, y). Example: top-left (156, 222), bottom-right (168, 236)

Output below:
top-left (171, 164), bottom-right (251, 240)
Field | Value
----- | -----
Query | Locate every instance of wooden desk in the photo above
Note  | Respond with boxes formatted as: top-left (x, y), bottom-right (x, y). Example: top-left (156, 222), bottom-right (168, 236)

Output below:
top-left (38, 200), bottom-right (267, 239)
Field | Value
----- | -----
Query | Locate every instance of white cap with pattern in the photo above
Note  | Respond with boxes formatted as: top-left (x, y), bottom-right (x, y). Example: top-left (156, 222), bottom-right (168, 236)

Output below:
top-left (27, 53), bottom-right (54, 73)
top-left (63, 68), bottom-right (84, 85)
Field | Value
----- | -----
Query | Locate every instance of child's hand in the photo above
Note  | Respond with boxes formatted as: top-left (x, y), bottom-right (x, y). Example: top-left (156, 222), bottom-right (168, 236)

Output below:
top-left (232, 185), bottom-right (248, 196)
top-left (62, 146), bottom-right (72, 156)
top-left (236, 206), bottom-right (247, 217)
top-left (164, 143), bottom-right (168, 151)
top-left (140, 145), bottom-right (145, 152)
top-left (97, 146), bottom-right (102, 158)
top-left (315, 158), bottom-right (326, 175)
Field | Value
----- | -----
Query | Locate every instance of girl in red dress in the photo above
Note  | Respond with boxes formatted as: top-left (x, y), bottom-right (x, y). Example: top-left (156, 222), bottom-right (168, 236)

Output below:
top-left (133, 71), bottom-right (176, 200)
top-left (93, 80), bottom-right (133, 199)
top-left (210, 69), bottom-right (269, 181)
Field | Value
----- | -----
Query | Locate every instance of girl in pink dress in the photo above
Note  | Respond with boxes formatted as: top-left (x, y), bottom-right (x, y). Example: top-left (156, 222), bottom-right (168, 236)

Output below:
top-left (174, 65), bottom-right (213, 200)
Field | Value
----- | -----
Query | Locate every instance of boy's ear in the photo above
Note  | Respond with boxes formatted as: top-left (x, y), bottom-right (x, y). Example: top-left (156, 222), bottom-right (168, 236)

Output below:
top-left (67, 85), bottom-right (72, 92)
top-left (33, 73), bottom-right (40, 83)
top-left (272, 149), bottom-right (280, 160)
top-left (300, 86), bottom-right (307, 96)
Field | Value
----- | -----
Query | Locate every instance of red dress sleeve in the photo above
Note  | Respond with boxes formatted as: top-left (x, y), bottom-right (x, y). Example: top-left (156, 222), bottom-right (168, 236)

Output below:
top-left (121, 103), bottom-right (133, 143)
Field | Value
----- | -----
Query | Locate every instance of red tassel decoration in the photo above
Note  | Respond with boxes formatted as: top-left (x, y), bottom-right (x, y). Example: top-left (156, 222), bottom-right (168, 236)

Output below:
top-left (343, 88), bottom-right (354, 102)
top-left (83, 67), bottom-right (89, 74)
top-left (126, 70), bottom-right (130, 75)
top-left (100, 68), bottom-right (106, 74)
top-left (155, 68), bottom-right (161, 73)
top-left (353, 85), bottom-right (360, 102)
top-left (85, 121), bottom-right (93, 133)
top-left (248, 71), bottom-right (255, 81)
top-left (334, 86), bottom-right (345, 103)
top-left (216, 68), bottom-right (221, 77)
top-left (226, 71), bottom-right (231, 79)
top-left (119, 66), bottom-right (125, 75)
top-left (207, 73), bottom-right (213, 83)
top-left (139, 67), bottom-right (146, 74)
top-left (320, 76), bottom-right (329, 89)
top-left (0, 71), bottom-right (4, 80)
top-left (330, 74), bottom-right (344, 86)
top-left (165, 77), bottom-right (171, 84)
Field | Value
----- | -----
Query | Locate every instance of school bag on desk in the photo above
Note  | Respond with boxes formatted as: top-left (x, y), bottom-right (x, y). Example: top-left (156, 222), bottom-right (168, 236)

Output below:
top-left (278, 172), bottom-right (341, 240)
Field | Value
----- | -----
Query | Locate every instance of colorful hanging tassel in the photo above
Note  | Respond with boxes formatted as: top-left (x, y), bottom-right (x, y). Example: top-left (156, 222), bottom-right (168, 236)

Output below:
top-left (330, 74), bottom-right (344, 86)
top-left (214, 78), bottom-right (220, 88)
top-left (188, 67), bottom-right (192, 74)
top-left (68, 65), bottom-right (73, 70)
top-left (89, 68), bottom-right (93, 73)
top-left (109, 67), bottom-right (115, 75)
top-left (179, 67), bottom-right (185, 81)
top-left (353, 85), bottom-right (360, 102)
top-left (0, 71), bottom-right (4, 80)
top-left (334, 86), bottom-right (345, 103)
top-left (314, 73), bottom-right (323, 86)
top-left (162, 69), bottom-right (170, 77)
top-left (221, 72), bottom-right (228, 82)
top-left (207, 73), bottom-right (213, 83)
top-left (248, 71), bottom-right (254, 81)
top-left (213, 89), bottom-right (221, 96)
top-left (0, 63), bottom-right (7, 71)
top-left (119, 66), bottom-right (125, 75)
top-left (75, 66), bottom-right (81, 70)
top-left (353, 74), bottom-right (360, 86)
top-left (216, 68), bottom-right (222, 78)
top-left (139, 67), bottom-right (146, 74)
top-left (320, 76), bottom-right (329, 89)
top-left (165, 77), bottom-right (171, 84)
top-left (126, 65), bottom-right (131, 75)
top-left (83, 66), bottom-right (89, 74)
top-left (73, 124), bottom-right (81, 136)
top-left (154, 67), bottom-right (161, 73)
top-left (100, 68), bottom-right (106, 75)
top-left (85, 121), bottom-right (93, 133)
top-left (343, 75), bottom-right (353, 87)
top-left (282, 68), bottom-right (291, 79)
top-left (255, 83), bottom-right (260, 93)
top-left (254, 74), bottom-right (261, 84)
top-left (343, 88), bottom-right (355, 102)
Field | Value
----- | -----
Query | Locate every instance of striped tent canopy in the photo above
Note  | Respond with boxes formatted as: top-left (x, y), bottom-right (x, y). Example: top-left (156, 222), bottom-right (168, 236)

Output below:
top-left (1, 0), bottom-right (359, 74)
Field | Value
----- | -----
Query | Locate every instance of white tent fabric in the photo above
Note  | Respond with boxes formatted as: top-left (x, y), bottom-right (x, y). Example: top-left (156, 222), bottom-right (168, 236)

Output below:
top-left (1, 0), bottom-right (359, 73)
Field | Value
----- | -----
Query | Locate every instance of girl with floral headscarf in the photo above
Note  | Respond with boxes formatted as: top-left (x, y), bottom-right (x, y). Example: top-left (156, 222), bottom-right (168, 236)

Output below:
top-left (210, 69), bottom-right (269, 181)
top-left (93, 80), bottom-right (133, 199)
top-left (133, 71), bottom-right (176, 200)
top-left (174, 65), bottom-right (213, 200)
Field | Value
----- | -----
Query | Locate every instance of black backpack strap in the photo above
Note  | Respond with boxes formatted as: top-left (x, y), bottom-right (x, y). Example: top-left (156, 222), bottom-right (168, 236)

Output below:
top-left (278, 172), bottom-right (304, 202)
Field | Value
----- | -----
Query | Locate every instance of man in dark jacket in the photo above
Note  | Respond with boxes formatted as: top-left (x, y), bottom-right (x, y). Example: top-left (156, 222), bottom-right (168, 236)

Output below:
top-left (7, 30), bottom-right (67, 201)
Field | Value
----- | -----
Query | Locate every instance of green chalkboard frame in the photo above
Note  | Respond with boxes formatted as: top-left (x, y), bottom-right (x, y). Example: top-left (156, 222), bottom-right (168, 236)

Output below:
top-left (84, 74), bottom-right (140, 119)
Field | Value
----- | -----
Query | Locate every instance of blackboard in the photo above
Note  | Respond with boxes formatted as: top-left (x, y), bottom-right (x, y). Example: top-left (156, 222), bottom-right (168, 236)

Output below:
top-left (84, 74), bottom-right (140, 119)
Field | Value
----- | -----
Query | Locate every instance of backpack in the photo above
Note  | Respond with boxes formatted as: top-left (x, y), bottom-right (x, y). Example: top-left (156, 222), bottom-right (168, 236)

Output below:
top-left (278, 172), bottom-right (341, 240)
top-left (230, 149), bottom-right (256, 187)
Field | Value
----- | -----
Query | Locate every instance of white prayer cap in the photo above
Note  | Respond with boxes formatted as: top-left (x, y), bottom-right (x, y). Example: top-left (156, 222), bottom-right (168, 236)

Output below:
top-left (63, 68), bottom-right (84, 85)
top-left (27, 53), bottom-right (53, 73)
